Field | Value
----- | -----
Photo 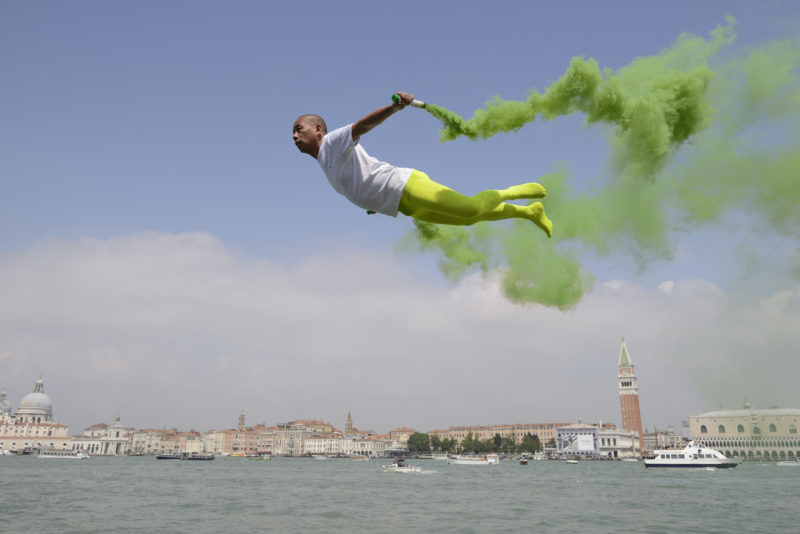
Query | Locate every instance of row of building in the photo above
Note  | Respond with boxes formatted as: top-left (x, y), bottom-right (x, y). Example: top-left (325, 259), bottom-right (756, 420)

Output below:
top-left (3, 339), bottom-right (798, 460)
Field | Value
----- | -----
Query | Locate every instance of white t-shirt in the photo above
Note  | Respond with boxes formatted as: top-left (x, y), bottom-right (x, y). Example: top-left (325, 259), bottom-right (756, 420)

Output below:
top-left (316, 124), bottom-right (412, 217)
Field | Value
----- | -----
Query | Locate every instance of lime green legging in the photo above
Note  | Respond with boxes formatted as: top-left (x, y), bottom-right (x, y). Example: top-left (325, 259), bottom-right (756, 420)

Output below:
top-left (397, 170), bottom-right (553, 236)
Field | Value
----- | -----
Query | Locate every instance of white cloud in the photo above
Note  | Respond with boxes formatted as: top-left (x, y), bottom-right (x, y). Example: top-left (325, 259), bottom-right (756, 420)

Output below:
top-left (1, 232), bottom-right (798, 435)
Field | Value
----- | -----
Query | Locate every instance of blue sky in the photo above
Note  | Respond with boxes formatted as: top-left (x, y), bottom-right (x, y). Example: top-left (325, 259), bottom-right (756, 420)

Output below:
top-left (1, 1), bottom-right (799, 434)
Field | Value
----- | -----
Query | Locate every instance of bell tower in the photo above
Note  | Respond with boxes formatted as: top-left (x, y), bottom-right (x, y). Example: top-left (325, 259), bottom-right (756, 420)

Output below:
top-left (345, 411), bottom-right (353, 436)
top-left (618, 336), bottom-right (644, 453)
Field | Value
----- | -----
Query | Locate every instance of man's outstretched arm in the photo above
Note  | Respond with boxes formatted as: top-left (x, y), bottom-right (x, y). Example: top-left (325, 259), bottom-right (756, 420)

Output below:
top-left (351, 91), bottom-right (414, 141)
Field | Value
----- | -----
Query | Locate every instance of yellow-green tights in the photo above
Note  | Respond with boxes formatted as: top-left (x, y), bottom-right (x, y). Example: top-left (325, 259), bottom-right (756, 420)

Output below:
top-left (397, 170), bottom-right (553, 237)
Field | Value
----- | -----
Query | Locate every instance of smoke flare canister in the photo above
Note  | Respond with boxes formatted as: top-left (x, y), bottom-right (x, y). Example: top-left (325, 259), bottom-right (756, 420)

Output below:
top-left (392, 93), bottom-right (426, 108)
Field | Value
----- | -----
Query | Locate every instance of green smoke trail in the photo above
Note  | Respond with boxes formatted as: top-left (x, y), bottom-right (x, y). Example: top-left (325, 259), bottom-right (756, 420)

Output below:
top-left (426, 20), bottom-right (734, 178)
top-left (402, 18), bottom-right (800, 310)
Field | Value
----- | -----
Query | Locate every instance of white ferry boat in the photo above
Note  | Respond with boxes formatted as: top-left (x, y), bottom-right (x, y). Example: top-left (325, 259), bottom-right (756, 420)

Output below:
top-left (38, 449), bottom-right (89, 459)
top-left (643, 442), bottom-right (738, 469)
top-left (448, 453), bottom-right (500, 465)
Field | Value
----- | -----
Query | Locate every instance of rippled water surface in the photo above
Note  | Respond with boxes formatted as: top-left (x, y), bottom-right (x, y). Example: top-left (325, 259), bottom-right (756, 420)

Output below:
top-left (2, 456), bottom-right (798, 533)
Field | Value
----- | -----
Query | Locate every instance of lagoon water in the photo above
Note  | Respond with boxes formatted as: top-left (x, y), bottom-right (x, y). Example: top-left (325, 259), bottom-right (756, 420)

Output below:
top-left (2, 456), bottom-right (798, 533)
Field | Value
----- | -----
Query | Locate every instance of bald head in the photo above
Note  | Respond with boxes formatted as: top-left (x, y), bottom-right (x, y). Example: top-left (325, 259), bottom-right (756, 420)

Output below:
top-left (296, 114), bottom-right (327, 133)
top-left (293, 114), bottom-right (327, 158)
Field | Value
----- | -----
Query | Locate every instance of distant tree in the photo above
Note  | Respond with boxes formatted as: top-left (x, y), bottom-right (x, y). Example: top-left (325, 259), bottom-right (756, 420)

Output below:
top-left (440, 438), bottom-right (452, 452)
top-left (430, 434), bottom-right (441, 452)
top-left (518, 433), bottom-right (542, 454)
top-left (407, 432), bottom-right (430, 452)
top-left (493, 433), bottom-right (503, 450)
top-left (473, 438), bottom-right (490, 453)
top-left (461, 432), bottom-right (475, 453)
top-left (547, 437), bottom-right (556, 449)
top-left (501, 437), bottom-right (516, 453)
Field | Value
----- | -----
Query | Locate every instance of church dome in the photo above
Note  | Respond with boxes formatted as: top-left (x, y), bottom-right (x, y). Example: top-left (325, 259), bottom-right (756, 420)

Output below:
top-left (17, 378), bottom-right (53, 420)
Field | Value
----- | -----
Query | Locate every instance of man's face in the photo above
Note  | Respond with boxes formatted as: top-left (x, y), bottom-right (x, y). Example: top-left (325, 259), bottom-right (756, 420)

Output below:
top-left (292, 117), bottom-right (319, 155)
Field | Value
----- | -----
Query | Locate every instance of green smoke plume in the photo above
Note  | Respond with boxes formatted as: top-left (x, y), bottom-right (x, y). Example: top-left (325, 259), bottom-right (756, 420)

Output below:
top-left (402, 18), bottom-right (800, 310)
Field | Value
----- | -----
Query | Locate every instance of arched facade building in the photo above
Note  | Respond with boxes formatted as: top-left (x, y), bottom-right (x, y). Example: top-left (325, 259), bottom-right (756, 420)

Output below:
top-left (690, 406), bottom-right (800, 460)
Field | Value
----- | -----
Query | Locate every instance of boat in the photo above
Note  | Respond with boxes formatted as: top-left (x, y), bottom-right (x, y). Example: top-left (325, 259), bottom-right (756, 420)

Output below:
top-left (246, 454), bottom-right (271, 461)
top-left (181, 453), bottom-right (214, 461)
top-left (156, 454), bottom-right (182, 460)
top-left (643, 441), bottom-right (739, 469)
top-left (448, 454), bottom-right (500, 465)
top-left (532, 452), bottom-right (546, 461)
top-left (520, 459), bottom-right (528, 465)
top-left (777, 460), bottom-right (800, 466)
top-left (38, 449), bottom-right (89, 459)
top-left (565, 459), bottom-right (579, 464)
top-left (382, 458), bottom-right (421, 473)
top-left (0, 450), bottom-right (12, 456)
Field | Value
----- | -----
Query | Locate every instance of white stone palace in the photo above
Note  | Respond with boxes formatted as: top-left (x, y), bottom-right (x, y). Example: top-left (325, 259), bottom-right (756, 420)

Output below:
top-left (0, 378), bottom-right (71, 452)
top-left (690, 402), bottom-right (800, 461)
top-left (72, 415), bottom-right (133, 455)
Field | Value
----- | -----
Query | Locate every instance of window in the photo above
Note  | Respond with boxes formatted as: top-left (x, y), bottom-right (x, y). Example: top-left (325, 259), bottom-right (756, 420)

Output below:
top-left (769, 424), bottom-right (777, 433)
top-left (738, 424), bottom-right (745, 433)
top-left (790, 426), bottom-right (797, 434)
top-left (718, 425), bottom-right (726, 433)
top-left (700, 425), bottom-right (708, 434)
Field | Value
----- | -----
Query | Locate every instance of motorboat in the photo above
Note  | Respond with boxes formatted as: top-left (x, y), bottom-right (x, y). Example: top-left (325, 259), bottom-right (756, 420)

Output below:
top-left (246, 454), bottom-right (271, 461)
top-left (181, 453), bottom-right (214, 461)
top-left (448, 454), bottom-right (499, 465)
top-left (38, 449), bottom-right (89, 459)
top-left (777, 460), bottom-right (800, 466)
top-left (643, 441), bottom-right (738, 469)
top-left (156, 454), bottom-right (182, 460)
top-left (382, 458), bottom-right (421, 473)
top-left (565, 459), bottom-right (579, 464)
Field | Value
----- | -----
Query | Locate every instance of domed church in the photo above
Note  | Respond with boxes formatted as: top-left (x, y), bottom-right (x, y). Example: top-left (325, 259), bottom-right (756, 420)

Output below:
top-left (16, 378), bottom-right (55, 424)
top-left (0, 377), bottom-right (71, 453)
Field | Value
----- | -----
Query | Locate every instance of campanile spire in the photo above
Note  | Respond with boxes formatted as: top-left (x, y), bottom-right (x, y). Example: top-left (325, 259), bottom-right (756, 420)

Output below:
top-left (618, 336), bottom-right (644, 453)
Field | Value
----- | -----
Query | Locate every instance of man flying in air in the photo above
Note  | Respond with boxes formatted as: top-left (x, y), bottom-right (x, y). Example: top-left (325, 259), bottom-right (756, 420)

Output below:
top-left (293, 91), bottom-right (552, 237)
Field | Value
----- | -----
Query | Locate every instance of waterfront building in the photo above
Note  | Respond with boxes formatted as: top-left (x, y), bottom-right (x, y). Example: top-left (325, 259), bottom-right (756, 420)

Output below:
top-left (618, 337), bottom-right (644, 452)
top-left (201, 430), bottom-right (227, 454)
top-left (340, 435), bottom-right (389, 457)
top-left (0, 378), bottom-right (71, 452)
top-left (279, 420), bottom-right (334, 433)
top-left (690, 403), bottom-right (800, 461)
top-left (388, 427), bottom-right (415, 445)
top-left (430, 423), bottom-right (566, 450)
top-left (72, 415), bottom-right (133, 455)
top-left (130, 428), bottom-right (180, 455)
top-left (557, 421), bottom-right (598, 457)
top-left (556, 420), bottom-right (640, 458)
top-left (304, 433), bottom-right (344, 456)
top-left (184, 434), bottom-right (204, 453)
top-left (270, 428), bottom-right (313, 456)
top-left (597, 427), bottom-right (640, 459)
top-left (642, 425), bottom-right (686, 451)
